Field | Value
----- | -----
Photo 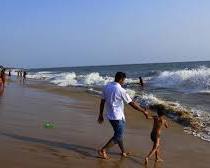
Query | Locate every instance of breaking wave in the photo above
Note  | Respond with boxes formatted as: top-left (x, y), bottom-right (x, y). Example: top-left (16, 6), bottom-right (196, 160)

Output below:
top-left (26, 68), bottom-right (210, 142)
top-left (134, 93), bottom-right (210, 142)
top-left (151, 66), bottom-right (210, 93)
top-left (27, 71), bottom-right (138, 87)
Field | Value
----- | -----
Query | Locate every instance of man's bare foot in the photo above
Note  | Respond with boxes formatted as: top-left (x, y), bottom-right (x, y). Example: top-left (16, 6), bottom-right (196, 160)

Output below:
top-left (98, 149), bottom-right (110, 159)
top-left (145, 157), bottom-right (149, 165)
top-left (121, 152), bottom-right (132, 157)
top-left (155, 158), bottom-right (164, 162)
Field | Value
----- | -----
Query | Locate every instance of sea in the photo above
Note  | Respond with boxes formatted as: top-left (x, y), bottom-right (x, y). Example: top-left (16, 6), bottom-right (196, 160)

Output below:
top-left (12, 61), bottom-right (210, 142)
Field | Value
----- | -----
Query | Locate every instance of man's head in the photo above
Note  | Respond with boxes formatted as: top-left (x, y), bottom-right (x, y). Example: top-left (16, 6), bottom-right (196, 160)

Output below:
top-left (115, 72), bottom-right (126, 85)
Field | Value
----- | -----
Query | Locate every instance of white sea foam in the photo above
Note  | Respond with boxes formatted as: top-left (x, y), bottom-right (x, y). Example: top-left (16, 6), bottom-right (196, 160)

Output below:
top-left (184, 127), bottom-right (210, 142)
top-left (10, 69), bottom-right (18, 76)
top-left (27, 69), bottom-right (210, 142)
top-left (27, 71), bottom-right (140, 87)
top-left (126, 89), bottom-right (136, 98)
top-left (134, 93), bottom-right (164, 108)
top-left (27, 71), bottom-right (56, 80)
top-left (151, 66), bottom-right (210, 92)
top-left (198, 90), bottom-right (210, 94)
top-left (134, 93), bottom-right (210, 142)
top-left (79, 72), bottom-right (113, 86)
top-left (87, 88), bottom-right (102, 95)
top-left (50, 72), bottom-right (78, 86)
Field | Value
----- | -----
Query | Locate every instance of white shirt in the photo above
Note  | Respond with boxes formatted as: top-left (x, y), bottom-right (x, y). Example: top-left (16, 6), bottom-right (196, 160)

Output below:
top-left (102, 82), bottom-right (132, 121)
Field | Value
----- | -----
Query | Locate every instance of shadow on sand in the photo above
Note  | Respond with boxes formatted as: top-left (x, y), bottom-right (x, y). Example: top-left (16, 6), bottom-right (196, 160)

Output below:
top-left (1, 132), bottom-right (97, 159)
top-left (0, 132), bottom-right (155, 167)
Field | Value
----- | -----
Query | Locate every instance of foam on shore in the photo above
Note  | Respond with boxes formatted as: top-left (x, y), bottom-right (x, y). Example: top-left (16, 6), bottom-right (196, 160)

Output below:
top-left (134, 93), bottom-right (210, 142)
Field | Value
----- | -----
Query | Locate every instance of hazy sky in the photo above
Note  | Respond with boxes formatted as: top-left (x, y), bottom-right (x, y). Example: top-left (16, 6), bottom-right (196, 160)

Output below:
top-left (1, 0), bottom-right (210, 68)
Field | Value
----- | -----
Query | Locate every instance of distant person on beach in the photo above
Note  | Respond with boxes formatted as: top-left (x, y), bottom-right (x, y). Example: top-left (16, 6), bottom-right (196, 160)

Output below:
top-left (20, 70), bottom-right (23, 77)
top-left (97, 72), bottom-right (149, 159)
top-left (8, 69), bottom-right (11, 76)
top-left (0, 68), bottom-right (6, 87)
top-left (0, 79), bottom-right (4, 95)
top-left (139, 76), bottom-right (144, 87)
top-left (23, 71), bottom-right (27, 80)
top-left (0, 74), bottom-right (3, 89)
top-left (145, 107), bottom-right (168, 165)
top-left (17, 70), bottom-right (21, 77)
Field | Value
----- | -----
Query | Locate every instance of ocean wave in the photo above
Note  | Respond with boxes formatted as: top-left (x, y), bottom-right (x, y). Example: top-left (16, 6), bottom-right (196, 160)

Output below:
top-left (79, 73), bottom-right (113, 86)
top-left (10, 69), bottom-right (19, 76)
top-left (50, 72), bottom-right (78, 86)
top-left (26, 69), bottom-right (210, 142)
top-left (197, 90), bottom-right (210, 94)
top-left (134, 93), bottom-right (210, 142)
top-left (126, 89), bottom-right (136, 98)
top-left (151, 66), bottom-right (210, 92)
top-left (27, 71), bottom-right (57, 80)
top-left (27, 71), bottom-right (140, 87)
top-left (25, 69), bottom-right (210, 142)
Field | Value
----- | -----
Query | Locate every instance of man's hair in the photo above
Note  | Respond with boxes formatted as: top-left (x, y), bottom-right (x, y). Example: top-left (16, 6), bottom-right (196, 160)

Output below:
top-left (115, 72), bottom-right (126, 82)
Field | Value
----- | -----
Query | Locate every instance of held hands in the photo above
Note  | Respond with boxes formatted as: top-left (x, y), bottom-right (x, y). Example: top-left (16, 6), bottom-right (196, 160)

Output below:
top-left (144, 111), bottom-right (149, 119)
top-left (143, 107), bottom-right (153, 119)
top-left (144, 109), bottom-right (154, 119)
top-left (98, 114), bottom-right (104, 124)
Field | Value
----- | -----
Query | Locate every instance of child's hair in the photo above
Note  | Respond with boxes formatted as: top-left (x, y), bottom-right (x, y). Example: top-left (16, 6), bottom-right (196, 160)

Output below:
top-left (157, 105), bottom-right (165, 116)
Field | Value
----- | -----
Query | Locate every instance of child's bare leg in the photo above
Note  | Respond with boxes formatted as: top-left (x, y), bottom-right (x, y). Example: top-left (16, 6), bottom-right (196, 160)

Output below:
top-left (155, 148), bottom-right (163, 162)
top-left (145, 142), bottom-right (159, 165)
top-left (155, 148), bottom-right (158, 160)
top-left (154, 139), bottom-right (163, 162)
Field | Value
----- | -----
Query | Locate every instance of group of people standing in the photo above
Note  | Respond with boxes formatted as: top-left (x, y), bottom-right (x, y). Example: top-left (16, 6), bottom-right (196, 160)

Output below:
top-left (16, 70), bottom-right (27, 79)
top-left (0, 67), bottom-right (27, 94)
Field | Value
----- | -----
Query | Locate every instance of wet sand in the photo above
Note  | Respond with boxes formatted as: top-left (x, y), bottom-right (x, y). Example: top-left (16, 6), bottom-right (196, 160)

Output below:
top-left (0, 79), bottom-right (210, 168)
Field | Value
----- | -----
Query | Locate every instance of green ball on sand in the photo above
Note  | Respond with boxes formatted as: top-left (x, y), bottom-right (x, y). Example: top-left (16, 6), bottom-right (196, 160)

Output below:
top-left (43, 121), bottom-right (56, 128)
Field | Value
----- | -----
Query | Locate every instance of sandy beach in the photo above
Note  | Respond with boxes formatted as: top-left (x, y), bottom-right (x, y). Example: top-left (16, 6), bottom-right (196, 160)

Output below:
top-left (0, 79), bottom-right (210, 168)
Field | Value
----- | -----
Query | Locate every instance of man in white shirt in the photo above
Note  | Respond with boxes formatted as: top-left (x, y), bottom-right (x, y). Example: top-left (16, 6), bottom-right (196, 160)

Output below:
top-left (98, 72), bottom-right (149, 159)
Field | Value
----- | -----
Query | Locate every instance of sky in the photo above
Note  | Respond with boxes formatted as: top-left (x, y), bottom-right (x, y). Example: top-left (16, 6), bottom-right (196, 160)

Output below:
top-left (0, 0), bottom-right (210, 68)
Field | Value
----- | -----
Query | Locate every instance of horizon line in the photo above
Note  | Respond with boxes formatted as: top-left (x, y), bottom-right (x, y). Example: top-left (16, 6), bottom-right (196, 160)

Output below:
top-left (28, 59), bottom-right (210, 70)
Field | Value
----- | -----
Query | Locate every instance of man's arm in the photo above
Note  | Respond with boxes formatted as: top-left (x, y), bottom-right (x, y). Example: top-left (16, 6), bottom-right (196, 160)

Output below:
top-left (129, 101), bottom-right (149, 119)
top-left (98, 99), bottom-right (105, 124)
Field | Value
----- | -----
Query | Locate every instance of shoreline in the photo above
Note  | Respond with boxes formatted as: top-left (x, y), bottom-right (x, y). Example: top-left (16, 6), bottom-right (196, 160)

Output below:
top-left (0, 79), bottom-right (210, 167)
top-left (27, 78), bottom-right (210, 143)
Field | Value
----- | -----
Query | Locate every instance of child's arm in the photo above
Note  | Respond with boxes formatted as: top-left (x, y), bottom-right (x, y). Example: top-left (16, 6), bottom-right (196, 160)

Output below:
top-left (164, 119), bottom-right (169, 128)
top-left (147, 115), bottom-right (157, 119)
top-left (144, 108), bottom-right (155, 119)
top-left (147, 116), bottom-right (153, 119)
